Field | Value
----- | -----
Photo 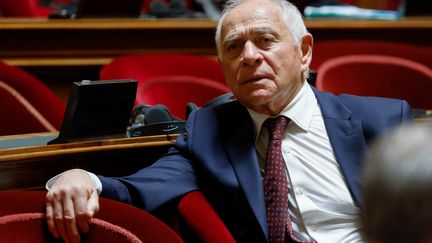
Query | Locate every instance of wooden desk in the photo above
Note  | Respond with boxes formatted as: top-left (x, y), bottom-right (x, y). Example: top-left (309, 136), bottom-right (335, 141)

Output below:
top-left (0, 133), bottom-right (178, 191)
top-left (1, 17), bottom-right (431, 101)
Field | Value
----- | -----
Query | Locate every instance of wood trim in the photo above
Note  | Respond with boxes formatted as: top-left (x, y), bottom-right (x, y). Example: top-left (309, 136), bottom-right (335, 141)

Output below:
top-left (0, 134), bottom-right (178, 160)
top-left (1, 17), bottom-right (432, 29)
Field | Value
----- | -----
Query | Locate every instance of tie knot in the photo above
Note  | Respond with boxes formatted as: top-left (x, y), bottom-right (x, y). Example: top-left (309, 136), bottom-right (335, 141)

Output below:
top-left (265, 116), bottom-right (289, 141)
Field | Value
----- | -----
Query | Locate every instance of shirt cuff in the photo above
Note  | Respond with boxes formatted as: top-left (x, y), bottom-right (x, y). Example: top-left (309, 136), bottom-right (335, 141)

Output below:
top-left (45, 169), bottom-right (102, 195)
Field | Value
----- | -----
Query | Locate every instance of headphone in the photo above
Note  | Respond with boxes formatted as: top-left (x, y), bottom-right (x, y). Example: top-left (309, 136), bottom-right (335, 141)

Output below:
top-left (127, 92), bottom-right (235, 137)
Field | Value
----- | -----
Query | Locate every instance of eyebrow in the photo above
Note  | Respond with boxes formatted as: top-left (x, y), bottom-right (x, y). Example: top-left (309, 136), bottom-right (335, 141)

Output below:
top-left (222, 26), bottom-right (280, 46)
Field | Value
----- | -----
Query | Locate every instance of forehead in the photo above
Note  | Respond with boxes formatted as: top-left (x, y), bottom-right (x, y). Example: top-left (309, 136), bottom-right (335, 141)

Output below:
top-left (221, 1), bottom-right (286, 40)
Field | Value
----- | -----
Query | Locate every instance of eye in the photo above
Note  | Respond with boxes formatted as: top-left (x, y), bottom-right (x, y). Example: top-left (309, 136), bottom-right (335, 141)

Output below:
top-left (259, 35), bottom-right (275, 46)
top-left (227, 43), bottom-right (239, 52)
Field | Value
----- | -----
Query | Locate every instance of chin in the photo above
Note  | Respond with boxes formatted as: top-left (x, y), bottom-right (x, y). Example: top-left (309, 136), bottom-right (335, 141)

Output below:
top-left (239, 93), bottom-right (273, 108)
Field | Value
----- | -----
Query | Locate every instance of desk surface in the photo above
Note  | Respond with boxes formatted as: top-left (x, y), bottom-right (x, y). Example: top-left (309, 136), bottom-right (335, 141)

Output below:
top-left (0, 133), bottom-right (178, 191)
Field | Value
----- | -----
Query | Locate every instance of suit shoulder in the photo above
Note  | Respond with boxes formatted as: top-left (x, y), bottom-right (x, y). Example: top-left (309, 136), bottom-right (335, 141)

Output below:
top-left (336, 93), bottom-right (412, 133)
top-left (187, 100), bottom-right (251, 136)
top-left (337, 93), bottom-right (404, 105)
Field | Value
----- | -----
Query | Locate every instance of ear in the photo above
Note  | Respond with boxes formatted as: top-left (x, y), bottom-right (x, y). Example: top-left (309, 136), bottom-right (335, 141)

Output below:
top-left (300, 33), bottom-right (313, 73)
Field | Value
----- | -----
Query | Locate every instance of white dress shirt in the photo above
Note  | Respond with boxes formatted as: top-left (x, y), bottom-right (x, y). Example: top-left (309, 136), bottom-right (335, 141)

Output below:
top-left (248, 81), bottom-right (363, 243)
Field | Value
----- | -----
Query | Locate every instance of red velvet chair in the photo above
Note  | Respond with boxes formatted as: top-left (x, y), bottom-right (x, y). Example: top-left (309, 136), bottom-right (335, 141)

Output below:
top-left (0, 190), bottom-right (184, 242)
top-left (311, 40), bottom-right (432, 71)
top-left (0, 81), bottom-right (57, 136)
top-left (0, 190), bottom-right (236, 243)
top-left (134, 75), bottom-right (230, 120)
top-left (316, 54), bottom-right (432, 109)
top-left (0, 61), bottom-right (65, 136)
top-left (0, 0), bottom-right (54, 17)
top-left (176, 191), bottom-right (236, 243)
top-left (100, 53), bottom-right (226, 86)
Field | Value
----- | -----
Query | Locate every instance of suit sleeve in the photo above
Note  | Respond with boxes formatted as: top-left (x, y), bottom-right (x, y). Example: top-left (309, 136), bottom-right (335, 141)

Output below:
top-left (99, 111), bottom-right (200, 212)
top-left (400, 100), bottom-right (413, 123)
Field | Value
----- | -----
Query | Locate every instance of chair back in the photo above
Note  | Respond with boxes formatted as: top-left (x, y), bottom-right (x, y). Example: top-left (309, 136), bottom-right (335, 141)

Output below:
top-left (0, 0), bottom-right (53, 17)
top-left (100, 53), bottom-right (226, 86)
top-left (0, 81), bottom-right (58, 135)
top-left (176, 191), bottom-right (236, 243)
top-left (0, 61), bottom-right (65, 135)
top-left (316, 54), bottom-right (432, 109)
top-left (312, 40), bottom-right (432, 71)
top-left (0, 191), bottom-right (184, 242)
top-left (136, 75), bottom-right (230, 119)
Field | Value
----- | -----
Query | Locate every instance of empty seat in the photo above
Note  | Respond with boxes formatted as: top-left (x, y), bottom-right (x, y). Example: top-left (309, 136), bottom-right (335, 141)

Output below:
top-left (316, 54), bottom-right (432, 110)
top-left (0, 61), bottom-right (65, 136)
top-left (312, 40), bottom-right (432, 71)
top-left (136, 75), bottom-right (230, 119)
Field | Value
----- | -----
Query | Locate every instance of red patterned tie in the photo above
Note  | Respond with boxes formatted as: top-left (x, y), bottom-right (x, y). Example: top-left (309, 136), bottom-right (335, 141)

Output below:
top-left (263, 116), bottom-right (290, 243)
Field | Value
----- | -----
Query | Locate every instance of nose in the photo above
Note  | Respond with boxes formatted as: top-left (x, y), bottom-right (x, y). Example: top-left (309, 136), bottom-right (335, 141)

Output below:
top-left (240, 41), bottom-right (263, 66)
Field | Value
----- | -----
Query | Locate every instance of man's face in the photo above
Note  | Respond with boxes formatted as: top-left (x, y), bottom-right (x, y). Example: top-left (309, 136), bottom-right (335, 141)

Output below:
top-left (218, 0), bottom-right (311, 115)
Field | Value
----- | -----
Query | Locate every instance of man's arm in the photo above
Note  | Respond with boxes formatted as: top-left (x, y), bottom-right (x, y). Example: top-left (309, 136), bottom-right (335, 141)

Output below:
top-left (45, 169), bottom-right (100, 243)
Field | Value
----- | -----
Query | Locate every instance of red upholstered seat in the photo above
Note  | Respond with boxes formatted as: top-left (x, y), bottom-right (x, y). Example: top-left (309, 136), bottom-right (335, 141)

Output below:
top-left (100, 53), bottom-right (226, 87)
top-left (316, 54), bottom-right (432, 110)
top-left (177, 191), bottom-right (236, 243)
top-left (0, 191), bottom-right (184, 242)
top-left (311, 40), bottom-right (432, 71)
top-left (0, 61), bottom-right (65, 136)
top-left (135, 75), bottom-right (230, 119)
top-left (0, 0), bottom-right (54, 17)
top-left (0, 190), bottom-right (236, 243)
top-left (0, 81), bottom-right (58, 136)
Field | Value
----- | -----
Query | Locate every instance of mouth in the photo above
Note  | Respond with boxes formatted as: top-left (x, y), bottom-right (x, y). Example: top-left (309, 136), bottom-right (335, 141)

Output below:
top-left (241, 75), bottom-right (270, 84)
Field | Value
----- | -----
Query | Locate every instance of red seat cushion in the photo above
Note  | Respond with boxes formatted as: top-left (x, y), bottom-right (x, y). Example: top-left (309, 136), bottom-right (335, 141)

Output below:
top-left (0, 191), bottom-right (183, 242)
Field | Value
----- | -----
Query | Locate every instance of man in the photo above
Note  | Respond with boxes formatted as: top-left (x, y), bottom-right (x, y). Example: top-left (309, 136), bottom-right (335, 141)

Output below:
top-left (46, 0), bottom-right (412, 242)
top-left (361, 124), bottom-right (432, 243)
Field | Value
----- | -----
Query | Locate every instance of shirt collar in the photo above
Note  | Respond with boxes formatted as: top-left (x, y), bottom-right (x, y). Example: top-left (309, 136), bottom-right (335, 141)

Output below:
top-left (247, 81), bottom-right (317, 143)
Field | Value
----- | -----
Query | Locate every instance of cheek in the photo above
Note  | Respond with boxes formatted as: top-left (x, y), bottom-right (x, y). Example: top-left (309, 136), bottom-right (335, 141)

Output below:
top-left (272, 53), bottom-right (302, 80)
top-left (221, 63), bottom-right (239, 84)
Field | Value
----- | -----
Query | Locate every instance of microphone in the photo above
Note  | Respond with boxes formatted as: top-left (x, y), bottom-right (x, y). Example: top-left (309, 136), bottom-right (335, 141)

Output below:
top-left (144, 105), bottom-right (173, 124)
top-left (128, 104), bottom-right (185, 137)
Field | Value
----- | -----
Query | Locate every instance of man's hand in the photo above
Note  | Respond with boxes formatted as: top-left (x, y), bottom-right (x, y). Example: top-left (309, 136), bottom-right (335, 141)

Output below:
top-left (45, 169), bottom-right (100, 243)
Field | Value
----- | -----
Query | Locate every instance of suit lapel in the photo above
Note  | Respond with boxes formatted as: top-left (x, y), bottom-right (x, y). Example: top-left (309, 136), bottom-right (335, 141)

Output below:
top-left (313, 88), bottom-right (367, 206)
top-left (225, 110), bottom-right (269, 239)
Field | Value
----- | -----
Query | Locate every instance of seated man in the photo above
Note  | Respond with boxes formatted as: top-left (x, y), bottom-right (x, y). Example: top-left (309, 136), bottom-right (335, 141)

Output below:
top-left (45, 0), bottom-right (413, 242)
top-left (361, 124), bottom-right (432, 243)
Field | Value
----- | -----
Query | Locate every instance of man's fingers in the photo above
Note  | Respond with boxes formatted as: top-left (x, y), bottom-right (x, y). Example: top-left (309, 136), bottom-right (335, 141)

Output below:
top-left (52, 197), bottom-right (68, 242)
top-left (45, 202), bottom-right (59, 238)
top-left (74, 189), bottom-right (96, 233)
top-left (62, 196), bottom-right (81, 243)
top-left (87, 190), bottom-right (100, 216)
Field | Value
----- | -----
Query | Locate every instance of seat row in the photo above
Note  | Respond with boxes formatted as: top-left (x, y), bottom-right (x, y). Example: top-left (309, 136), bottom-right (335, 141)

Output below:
top-left (1, 40), bottom-right (432, 136)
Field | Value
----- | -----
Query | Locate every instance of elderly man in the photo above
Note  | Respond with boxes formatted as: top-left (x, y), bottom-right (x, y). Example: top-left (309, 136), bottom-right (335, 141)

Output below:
top-left (46, 0), bottom-right (412, 242)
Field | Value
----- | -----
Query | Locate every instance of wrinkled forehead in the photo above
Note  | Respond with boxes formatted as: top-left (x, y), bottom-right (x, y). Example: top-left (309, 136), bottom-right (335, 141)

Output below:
top-left (220, 1), bottom-right (285, 41)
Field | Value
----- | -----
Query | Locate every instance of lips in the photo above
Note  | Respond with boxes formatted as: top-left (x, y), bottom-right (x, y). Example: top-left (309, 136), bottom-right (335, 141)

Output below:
top-left (241, 75), bottom-right (270, 84)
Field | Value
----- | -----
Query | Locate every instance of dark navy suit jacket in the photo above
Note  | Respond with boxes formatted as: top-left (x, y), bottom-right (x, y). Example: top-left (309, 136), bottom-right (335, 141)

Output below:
top-left (100, 87), bottom-right (412, 242)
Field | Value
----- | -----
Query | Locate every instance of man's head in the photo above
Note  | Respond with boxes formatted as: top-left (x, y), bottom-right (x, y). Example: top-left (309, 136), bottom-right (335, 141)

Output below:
top-left (215, 0), bottom-right (313, 115)
top-left (361, 124), bottom-right (432, 243)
